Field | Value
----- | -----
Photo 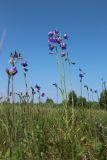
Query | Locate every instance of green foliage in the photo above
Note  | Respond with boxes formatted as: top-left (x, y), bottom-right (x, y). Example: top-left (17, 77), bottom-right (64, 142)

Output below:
top-left (87, 101), bottom-right (100, 109)
top-left (77, 96), bottom-right (87, 107)
top-left (68, 90), bottom-right (77, 106)
top-left (99, 89), bottom-right (107, 109)
top-left (45, 98), bottom-right (54, 106)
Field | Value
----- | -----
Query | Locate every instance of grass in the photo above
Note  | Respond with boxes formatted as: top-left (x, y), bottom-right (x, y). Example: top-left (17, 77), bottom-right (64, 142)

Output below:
top-left (0, 103), bottom-right (107, 160)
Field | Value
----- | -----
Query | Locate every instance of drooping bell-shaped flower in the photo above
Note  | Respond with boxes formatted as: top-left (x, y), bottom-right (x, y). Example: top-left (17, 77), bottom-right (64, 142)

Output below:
top-left (53, 83), bottom-right (58, 88)
top-left (48, 31), bottom-right (54, 37)
top-left (56, 36), bottom-right (62, 44)
top-left (35, 84), bottom-right (40, 91)
top-left (94, 90), bottom-right (98, 93)
top-left (60, 43), bottom-right (67, 50)
top-left (49, 44), bottom-right (54, 51)
top-left (63, 33), bottom-right (68, 39)
top-left (54, 29), bottom-right (59, 35)
top-left (24, 68), bottom-right (28, 72)
top-left (52, 37), bottom-right (57, 43)
top-left (13, 51), bottom-right (19, 59)
top-left (9, 66), bottom-right (18, 76)
top-left (21, 61), bottom-right (28, 67)
top-left (79, 73), bottom-right (84, 78)
top-left (61, 51), bottom-right (66, 57)
top-left (84, 85), bottom-right (88, 90)
top-left (41, 92), bottom-right (45, 97)
top-left (71, 61), bottom-right (75, 65)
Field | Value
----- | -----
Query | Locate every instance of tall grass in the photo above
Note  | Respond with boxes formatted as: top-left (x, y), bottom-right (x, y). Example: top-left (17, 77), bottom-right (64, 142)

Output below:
top-left (0, 103), bottom-right (107, 159)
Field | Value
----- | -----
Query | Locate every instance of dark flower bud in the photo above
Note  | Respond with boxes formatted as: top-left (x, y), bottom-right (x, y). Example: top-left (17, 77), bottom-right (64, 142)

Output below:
top-left (21, 61), bottom-right (28, 67)
top-left (35, 84), bottom-right (40, 90)
top-left (53, 83), bottom-right (58, 88)
top-left (41, 93), bottom-right (45, 97)
top-left (79, 73), bottom-right (84, 78)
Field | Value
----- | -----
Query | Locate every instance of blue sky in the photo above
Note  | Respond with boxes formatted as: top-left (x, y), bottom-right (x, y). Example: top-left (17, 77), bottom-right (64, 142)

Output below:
top-left (0, 0), bottom-right (107, 102)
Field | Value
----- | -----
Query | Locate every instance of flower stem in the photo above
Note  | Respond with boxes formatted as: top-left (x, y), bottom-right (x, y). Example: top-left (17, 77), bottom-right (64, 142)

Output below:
top-left (7, 75), bottom-right (10, 102)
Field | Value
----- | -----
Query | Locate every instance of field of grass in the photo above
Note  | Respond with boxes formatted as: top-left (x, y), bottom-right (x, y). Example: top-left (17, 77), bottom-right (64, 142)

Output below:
top-left (0, 103), bottom-right (107, 160)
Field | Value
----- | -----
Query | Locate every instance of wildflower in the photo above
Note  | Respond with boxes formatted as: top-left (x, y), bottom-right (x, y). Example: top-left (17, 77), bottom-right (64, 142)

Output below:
top-left (63, 33), bottom-right (68, 39)
top-left (84, 85), bottom-right (88, 90)
top-left (48, 37), bottom-right (54, 43)
top-left (94, 90), bottom-right (98, 93)
top-left (61, 51), bottom-right (66, 57)
top-left (24, 68), bottom-right (28, 72)
top-left (31, 87), bottom-right (34, 92)
top-left (48, 31), bottom-right (54, 37)
top-left (18, 53), bottom-right (22, 59)
top-left (54, 29), bottom-right (59, 34)
top-left (53, 83), bottom-right (58, 88)
top-left (60, 43), bottom-right (67, 50)
top-left (70, 61), bottom-right (75, 65)
top-left (79, 73), bottom-right (84, 78)
top-left (13, 51), bottom-right (19, 59)
top-left (31, 87), bottom-right (36, 94)
top-left (41, 92), bottom-right (45, 97)
top-left (56, 36), bottom-right (62, 44)
top-left (35, 84), bottom-right (40, 91)
top-left (9, 66), bottom-right (18, 76)
top-left (52, 37), bottom-right (57, 43)
top-left (21, 61), bottom-right (28, 67)
top-left (49, 44), bottom-right (54, 51)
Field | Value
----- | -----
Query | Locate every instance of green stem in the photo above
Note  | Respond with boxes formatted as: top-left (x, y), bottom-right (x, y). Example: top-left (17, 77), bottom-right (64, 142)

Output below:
top-left (7, 75), bottom-right (10, 102)
top-left (12, 75), bottom-right (14, 103)
top-left (80, 79), bottom-right (83, 106)
top-left (57, 87), bottom-right (58, 103)
top-left (56, 47), bottom-right (64, 101)
top-left (62, 57), bottom-right (68, 100)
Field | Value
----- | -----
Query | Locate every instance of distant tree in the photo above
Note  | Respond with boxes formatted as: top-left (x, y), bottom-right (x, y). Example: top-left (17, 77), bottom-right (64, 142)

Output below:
top-left (99, 90), bottom-right (107, 109)
top-left (77, 96), bottom-right (87, 107)
top-left (46, 98), bottom-right (54, 104)
top-left (68, 90), bottom-right (77, 106)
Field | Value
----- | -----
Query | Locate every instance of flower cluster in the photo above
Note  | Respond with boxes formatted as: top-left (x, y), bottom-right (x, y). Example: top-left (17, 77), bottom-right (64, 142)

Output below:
top-left (35, 84), bottom-right (45, 97)
top-left (6, 51), bottom-right (21, 76)
top-left (6, 66), bottom-right (18, 76)
top-left (48, 29), bottom-right (68, 57)
top-left (21, 60), bottom-right (28, 72)
top-left (6, 51), bottom-right (29, 103)
top-left (79, 68), bottom-right (86, 82)
top-left (9, 51), bottom-right (22, 66)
